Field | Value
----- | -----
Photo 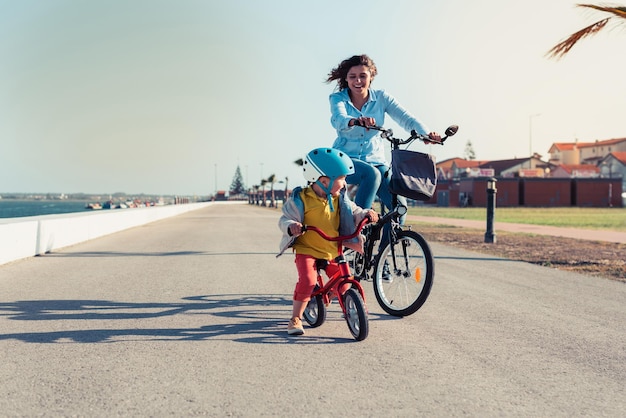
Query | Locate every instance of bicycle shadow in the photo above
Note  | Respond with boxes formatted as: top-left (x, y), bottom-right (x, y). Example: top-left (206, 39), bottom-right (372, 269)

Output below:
top-left (0, 294), bottom-right (372, 345)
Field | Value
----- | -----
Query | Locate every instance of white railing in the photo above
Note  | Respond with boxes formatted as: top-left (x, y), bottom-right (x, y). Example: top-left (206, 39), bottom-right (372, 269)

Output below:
top-left (0, 201), bottom-right (239, 266)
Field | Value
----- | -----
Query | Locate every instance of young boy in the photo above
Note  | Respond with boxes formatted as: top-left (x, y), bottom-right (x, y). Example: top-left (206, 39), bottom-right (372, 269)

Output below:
top-left (277, 148), bottom-right (378, 335)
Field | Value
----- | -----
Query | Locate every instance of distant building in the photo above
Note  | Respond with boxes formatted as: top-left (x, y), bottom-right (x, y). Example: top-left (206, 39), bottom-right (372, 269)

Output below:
top-left (548, 142), bottom-right (586, 165)
top-left (431, 134), bottom-right (625, 207)
top-left (548, 137), bottom-right (625, 202)
top-left (578, 137), bottom-right (626, 165)
top-left (478, 156), bottom-right (553, 178)
top-left (600, 152), bottom-right (626, 179)
top-left (438, 158), bottom-right (488, 179)
top-left (549, 137), bottom-right (626, 165)
top-left (598, 152), bottom-right (626, 201)
top-left (550, 164), bottom-right (600, 178)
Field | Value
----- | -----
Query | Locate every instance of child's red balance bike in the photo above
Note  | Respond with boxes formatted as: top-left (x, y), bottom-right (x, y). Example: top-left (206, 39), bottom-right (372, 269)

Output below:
top-left (301, 216), bottom-right (373, 341)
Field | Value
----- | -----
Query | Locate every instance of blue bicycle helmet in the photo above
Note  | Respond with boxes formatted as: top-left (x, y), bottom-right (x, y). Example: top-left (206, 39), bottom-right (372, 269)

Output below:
top-left (303, 148), bottom-right (354, 211)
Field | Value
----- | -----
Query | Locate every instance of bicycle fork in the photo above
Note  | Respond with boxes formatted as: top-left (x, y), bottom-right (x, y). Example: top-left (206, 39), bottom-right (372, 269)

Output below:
top-left (385, 224), bottom-right (410, 277)
top-left (312, 258), bottom-right (368, 313)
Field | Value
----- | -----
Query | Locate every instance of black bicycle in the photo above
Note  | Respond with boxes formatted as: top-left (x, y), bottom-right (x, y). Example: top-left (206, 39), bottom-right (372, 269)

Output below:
top-left (345, 124), bottom-right (458, 317)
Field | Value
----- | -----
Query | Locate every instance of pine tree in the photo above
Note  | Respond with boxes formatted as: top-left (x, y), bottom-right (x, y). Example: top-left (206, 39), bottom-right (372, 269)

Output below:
top-left (464, 140), bottom-right (476, 161)
top-left (229, 166), bottom-right (246, 195)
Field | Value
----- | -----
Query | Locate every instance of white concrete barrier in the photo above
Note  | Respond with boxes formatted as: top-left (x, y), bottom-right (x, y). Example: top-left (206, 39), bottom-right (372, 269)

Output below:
top-left (0, 201), bottom-right (241, 266)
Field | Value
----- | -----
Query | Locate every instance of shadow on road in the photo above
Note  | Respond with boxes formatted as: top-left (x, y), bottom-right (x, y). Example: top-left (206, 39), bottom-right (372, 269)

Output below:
top-left (434, 255), bottom-right (512, 262)
top-left (0, 294), bottom-right (381, 345)
top-left (42, 251), bottom-right (278, 257)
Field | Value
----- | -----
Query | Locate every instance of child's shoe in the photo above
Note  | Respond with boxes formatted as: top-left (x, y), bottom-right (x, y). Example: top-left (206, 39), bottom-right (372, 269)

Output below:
top-left (287, 317), bottom-right (304, 335)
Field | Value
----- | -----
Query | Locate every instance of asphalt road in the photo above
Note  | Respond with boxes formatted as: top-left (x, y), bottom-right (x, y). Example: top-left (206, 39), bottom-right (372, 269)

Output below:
top-left (0, 202), bottom-right (624, 417)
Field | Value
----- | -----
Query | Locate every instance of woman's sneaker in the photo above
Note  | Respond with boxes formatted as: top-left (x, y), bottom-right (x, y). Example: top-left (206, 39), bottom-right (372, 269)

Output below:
top-left (287, 317), bottom-right (304, 335)
top-left (381, 261), bottom-right (393, 283)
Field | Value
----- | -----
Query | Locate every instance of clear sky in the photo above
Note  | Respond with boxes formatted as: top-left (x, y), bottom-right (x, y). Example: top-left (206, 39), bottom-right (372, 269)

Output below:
top-left (1, 0), bottom-right (624, 196)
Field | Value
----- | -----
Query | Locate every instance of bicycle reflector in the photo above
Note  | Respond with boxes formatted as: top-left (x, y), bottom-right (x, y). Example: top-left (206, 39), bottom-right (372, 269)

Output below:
top-left (415, 268), bottom-right (422, 283)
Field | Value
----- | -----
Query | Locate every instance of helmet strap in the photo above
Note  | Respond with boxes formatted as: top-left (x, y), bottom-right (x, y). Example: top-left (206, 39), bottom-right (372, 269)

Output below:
top-left (314, 179), bottom-right (335, 212)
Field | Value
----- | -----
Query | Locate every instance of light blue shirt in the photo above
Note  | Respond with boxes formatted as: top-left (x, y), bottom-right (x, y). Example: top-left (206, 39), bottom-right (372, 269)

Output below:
top-left (330, 88), bottom-right (430, 164)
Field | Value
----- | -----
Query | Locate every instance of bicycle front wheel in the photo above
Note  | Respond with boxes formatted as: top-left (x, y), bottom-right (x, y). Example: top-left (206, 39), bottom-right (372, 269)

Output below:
top-left (343, 288), bottom-right (368, 341)
top-left (373, 230), bottom-right (434, 317)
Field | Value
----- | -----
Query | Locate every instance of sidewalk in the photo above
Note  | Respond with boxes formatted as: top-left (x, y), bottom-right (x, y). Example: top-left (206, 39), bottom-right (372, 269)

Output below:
top-left (407, 215), bottom-right (626, 244)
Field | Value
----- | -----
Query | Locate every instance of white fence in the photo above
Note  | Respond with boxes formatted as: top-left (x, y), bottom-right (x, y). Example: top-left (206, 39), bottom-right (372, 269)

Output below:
top-left (0, 202), bottom-right (223, 266)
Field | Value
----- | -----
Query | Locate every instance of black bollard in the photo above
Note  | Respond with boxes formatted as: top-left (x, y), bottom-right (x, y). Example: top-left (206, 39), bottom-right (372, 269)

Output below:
top-left (484, 178), bottom-right (497, 243)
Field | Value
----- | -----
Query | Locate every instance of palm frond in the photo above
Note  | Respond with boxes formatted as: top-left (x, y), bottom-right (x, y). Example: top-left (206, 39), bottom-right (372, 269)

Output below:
top-left (546, 18), bottom-right (609, 59)
top-left (578, 4), bottom-right (626, 19)
top-left (546, 3), bottom-right (626, 60)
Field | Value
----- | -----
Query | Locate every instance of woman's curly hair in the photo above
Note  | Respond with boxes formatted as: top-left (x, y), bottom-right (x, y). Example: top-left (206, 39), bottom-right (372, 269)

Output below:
top-left (326, 54), bottom-right (377, 91)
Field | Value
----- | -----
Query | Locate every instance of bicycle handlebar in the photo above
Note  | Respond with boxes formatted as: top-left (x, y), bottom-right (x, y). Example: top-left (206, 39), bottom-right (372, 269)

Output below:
top-left (302, 216), bottom-right (372, 242)
top-left (377, 204), bottom-right (408, 225)
top-left (356, 121), bottom-right (458, 146)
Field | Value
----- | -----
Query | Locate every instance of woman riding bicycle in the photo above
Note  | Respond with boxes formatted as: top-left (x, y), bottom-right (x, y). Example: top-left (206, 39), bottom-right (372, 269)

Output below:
top-left (326, 54), bottom-right (441, 219)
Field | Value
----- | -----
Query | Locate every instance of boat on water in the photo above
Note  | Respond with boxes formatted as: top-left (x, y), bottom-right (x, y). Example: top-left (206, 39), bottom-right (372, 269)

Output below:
top-left (87, 199), bottom-right (165, 211)
top-left (101, 201), bottom-right (129, 209)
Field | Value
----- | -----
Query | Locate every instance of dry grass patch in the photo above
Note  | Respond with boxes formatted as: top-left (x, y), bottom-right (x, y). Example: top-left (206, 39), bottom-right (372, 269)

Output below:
top-left (410, 223), bottom-right (626, 283)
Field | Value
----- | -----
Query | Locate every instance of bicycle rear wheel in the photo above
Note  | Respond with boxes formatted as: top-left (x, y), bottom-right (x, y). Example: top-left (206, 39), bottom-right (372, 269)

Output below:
top-left (343, 288), bottom-right (368, 341)
top-left (343, 224), bottom-right (372, 281)
top-left (373, 230), bottom-right (434, 317)
top-left (344, 248), bottom-right (368, 281)
top-left (303, 286), bottom-right (326, 328)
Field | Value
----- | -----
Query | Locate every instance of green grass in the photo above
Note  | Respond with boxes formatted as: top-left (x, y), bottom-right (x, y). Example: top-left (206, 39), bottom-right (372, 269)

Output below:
top-left (407, 206), bottom-right (626, 231)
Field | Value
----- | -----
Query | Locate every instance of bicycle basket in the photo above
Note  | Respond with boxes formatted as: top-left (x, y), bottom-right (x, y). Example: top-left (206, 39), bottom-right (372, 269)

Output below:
top-left (389, 149), bottom-right (437, 201)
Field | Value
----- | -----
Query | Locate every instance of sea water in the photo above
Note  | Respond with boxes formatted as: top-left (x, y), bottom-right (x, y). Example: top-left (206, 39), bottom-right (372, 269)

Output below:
top-left (0, 200), bottom-right (91, 219)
